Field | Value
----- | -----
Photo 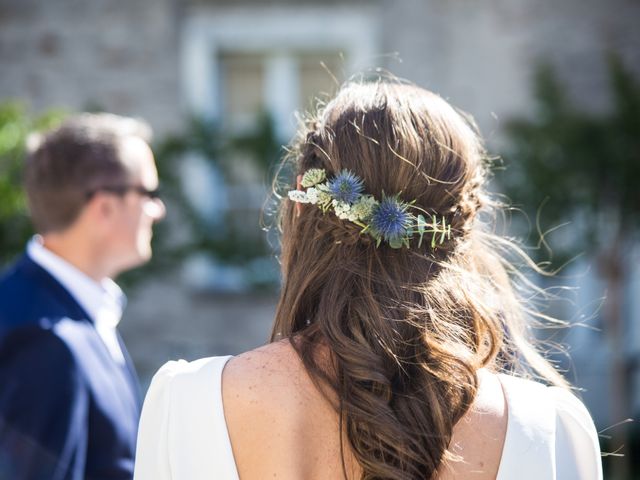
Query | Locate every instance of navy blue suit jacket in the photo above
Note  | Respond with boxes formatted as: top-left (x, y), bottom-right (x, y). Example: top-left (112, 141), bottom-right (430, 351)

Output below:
top-left (0, 254), bottom-right (141, 480)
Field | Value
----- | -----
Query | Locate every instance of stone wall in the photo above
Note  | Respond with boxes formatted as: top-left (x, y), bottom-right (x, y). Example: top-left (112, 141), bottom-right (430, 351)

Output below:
top-left (382, 0), bottom-right (640, 144)
top-left (0, 0), bottom-right (182, 136)
top-left (3, 0), bottom-right (637, 141)
top-left (119, 278), bottom-right (277, 389)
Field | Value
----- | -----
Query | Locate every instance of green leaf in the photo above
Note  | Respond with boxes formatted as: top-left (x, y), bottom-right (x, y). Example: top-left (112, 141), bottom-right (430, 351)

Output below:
top-left (389, 237), bottom-right (403, 249)
top-left (417, 214), bottom-right (426, 234)
top-left (499, 54), bottom-right (640, 265)
top-left (416, 215), bottom-right (426, 248)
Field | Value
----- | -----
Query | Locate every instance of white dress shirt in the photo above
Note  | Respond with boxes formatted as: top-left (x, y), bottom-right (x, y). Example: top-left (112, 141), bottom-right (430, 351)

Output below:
top-left (27, 236), bottom-right (127, 364)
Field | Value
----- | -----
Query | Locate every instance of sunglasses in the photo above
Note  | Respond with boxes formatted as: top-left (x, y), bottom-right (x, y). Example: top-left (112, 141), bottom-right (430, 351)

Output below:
top-left (86, 185), bottom-right (161, 200)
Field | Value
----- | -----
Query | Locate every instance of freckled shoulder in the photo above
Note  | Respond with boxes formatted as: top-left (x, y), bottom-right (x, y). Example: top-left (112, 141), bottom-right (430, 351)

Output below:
top-left (222, 340), bottom-right (310, 405)
top-left (221, 340), bottom-right (330, 479)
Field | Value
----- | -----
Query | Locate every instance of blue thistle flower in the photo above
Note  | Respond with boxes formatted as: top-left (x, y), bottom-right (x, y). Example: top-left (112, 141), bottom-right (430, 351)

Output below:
top-left (369, 195), bottom-right (413, 245)
top-left (327, 170), bottom-right (364, 204)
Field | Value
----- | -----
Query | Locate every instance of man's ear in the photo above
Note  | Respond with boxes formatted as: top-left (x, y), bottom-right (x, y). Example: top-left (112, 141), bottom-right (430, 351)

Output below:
top-left (84, 193), bottom-right (116, 226)
top-left (296, 174), bottom-right (303, 217)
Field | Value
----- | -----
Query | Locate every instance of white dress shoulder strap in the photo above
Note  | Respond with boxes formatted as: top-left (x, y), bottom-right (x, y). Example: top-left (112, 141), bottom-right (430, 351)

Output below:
top-left (496, 374), bottom-right (602, 480)
top-left (134, 356), bottom-right (239, 480)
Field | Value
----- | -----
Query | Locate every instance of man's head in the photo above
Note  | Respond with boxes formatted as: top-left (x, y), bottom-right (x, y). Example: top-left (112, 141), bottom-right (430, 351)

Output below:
top-left (25, 113), bottom-right (165, 278)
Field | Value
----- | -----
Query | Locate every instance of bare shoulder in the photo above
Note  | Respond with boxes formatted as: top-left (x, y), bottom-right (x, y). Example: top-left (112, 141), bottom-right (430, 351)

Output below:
top-left (222, 339), bottom-right (333, 433)
top-left (222, 340), bottom-right (337, 479)
top-left (439, 369), bottom-right (508, 479)
top-left (226, 338), bottom-right (300, 372)
top-left (449, 369), bottom-right (508, 446)
top-left (472, 369), bottom-right (509, 416)
top-left (223, 339), bottom-right (311, 404)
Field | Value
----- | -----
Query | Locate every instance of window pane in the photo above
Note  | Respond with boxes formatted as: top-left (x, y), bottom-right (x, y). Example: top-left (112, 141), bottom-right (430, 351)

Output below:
top-left (298, 51), bottom-right (345, 110)
top-left (219, 51), bottom-right (265, 131)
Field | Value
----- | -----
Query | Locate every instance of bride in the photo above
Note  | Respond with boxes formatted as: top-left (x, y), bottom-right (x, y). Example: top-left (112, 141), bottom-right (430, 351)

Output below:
top-left (134, 80), bottom-right (602, 479)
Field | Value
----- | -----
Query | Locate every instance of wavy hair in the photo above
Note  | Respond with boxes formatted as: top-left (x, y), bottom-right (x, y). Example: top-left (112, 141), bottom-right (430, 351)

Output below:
top-left (269, 80), bottom-right (567, 479)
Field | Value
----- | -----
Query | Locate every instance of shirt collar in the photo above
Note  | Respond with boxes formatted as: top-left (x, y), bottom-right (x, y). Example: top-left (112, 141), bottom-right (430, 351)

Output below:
top-left (27, 236), bottom-right (126, 327)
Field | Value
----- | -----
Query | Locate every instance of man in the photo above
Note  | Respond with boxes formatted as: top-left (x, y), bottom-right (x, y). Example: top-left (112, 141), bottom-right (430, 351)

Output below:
top-left (0, 113), bottom-right (165, 479)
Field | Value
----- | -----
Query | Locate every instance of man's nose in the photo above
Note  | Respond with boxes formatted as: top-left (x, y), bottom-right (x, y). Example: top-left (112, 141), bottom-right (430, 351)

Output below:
top-left (143, 198), bottom-right (166, 220)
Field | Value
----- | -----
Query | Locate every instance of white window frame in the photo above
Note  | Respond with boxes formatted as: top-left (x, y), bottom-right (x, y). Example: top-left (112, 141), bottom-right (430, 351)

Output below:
top-left (180, 5), bottom-right (380, 137)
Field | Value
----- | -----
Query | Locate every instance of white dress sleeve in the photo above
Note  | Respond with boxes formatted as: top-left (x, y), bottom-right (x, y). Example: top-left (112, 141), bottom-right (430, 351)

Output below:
top-left (497, 374), bottom-right (603, 480)
top-left (550, 387), bottom-right (603, 480)
top-left (134, 356), bottom-right (239, 480)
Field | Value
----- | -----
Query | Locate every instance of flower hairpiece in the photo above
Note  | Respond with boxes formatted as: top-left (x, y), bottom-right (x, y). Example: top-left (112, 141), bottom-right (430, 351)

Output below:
top-left (288, 168), bottom-right (451, 249)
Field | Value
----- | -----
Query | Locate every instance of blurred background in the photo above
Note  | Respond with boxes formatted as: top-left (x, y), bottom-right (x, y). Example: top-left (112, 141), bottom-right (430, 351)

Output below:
top-left (1, 0), bottom-right (639, 477)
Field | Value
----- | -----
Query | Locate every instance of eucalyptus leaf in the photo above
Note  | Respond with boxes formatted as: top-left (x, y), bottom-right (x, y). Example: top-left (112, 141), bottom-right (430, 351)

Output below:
top-left (389, 237), bottom-right (403, 249)
top-left (417, 214), bottom-right (426, 235)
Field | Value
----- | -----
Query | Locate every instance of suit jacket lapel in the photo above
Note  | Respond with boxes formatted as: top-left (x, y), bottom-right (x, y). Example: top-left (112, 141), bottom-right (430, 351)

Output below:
top-left (21, 253), bottom-right (142, 411)
top-left (19, 254), bottom-right (93, 323)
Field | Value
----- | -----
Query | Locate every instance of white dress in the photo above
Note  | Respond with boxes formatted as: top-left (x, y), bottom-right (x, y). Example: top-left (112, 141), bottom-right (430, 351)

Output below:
top-left (133, 356), bottom-right (603, 480)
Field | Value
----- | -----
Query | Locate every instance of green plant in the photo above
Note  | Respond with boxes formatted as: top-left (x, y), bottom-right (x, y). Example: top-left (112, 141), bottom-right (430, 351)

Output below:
top-left (500, 54), bottom-right (640, 478)
top-left (0, 102), bottom-right (66, 266)
top-left (124, 114), bottom-right (282, 290)
top-left (502, 57), bottom-right (640, 258)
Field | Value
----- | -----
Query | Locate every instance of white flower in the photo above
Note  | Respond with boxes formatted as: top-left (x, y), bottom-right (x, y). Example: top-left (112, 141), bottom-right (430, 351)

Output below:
top-left (332, 199), bottom-right (352, 220)
top-left (316, 188), bottom-right (332, 206)
top-left (349, 195), bottom-right (378, 222)
top-left (288, 190), bottom-right (311, 203)
top-left (346, 210), bottom-right (361, 222)
top-left (302, 182), bottom-right (332, 208)
top-left (301, 168), bottom-right (326, 188)
top-left (305, 187), bottom-right (320, 204)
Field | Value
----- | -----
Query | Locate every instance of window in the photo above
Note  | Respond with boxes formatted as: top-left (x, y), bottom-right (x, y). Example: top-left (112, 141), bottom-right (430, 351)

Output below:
top-left (181, 6), bottom-right (379, 129)
top-left (218, 49), bottom-right (344, 138)
top-left (179, 6), bottom-right (379, 290)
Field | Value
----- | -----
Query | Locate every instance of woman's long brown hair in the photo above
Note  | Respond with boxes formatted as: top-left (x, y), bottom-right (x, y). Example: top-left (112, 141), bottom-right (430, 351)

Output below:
top-left (269, 81), bottom-right (568, 479)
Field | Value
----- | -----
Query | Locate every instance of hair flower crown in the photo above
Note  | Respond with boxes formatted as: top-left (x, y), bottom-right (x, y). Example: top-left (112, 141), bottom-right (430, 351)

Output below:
top-left (288, 168), bottom-right (451, 249)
